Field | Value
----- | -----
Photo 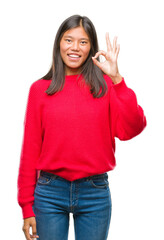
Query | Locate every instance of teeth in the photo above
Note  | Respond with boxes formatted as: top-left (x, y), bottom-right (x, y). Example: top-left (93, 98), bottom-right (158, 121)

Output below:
top-left (68, 54), bottom-right (80, 58)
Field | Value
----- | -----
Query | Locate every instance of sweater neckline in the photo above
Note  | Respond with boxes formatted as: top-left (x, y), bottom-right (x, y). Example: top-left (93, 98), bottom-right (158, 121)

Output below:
top-left (65, 74), bottom-right (84, 80)
top-left (65, 74), bottom-right (81, 77)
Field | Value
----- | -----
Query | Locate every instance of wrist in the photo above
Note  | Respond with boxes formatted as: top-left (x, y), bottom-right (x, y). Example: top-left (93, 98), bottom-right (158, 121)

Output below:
top-left (109, 73), bottom-right (123, 84)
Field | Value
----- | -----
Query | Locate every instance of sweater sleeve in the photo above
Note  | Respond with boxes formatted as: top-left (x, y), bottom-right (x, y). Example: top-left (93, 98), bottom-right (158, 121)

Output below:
top-left (108, 77), bottom-right (147, 140)
top-left (17, 82), bottom-right (43, 219)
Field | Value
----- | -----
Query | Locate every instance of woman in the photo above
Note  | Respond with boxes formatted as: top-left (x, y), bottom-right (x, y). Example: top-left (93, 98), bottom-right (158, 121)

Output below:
top-left (17, 15), bottom-right (147, 240)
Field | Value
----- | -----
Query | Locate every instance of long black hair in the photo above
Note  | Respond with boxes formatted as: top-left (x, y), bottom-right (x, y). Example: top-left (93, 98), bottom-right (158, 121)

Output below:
top-left (42, 15), bottom-right (108, 98)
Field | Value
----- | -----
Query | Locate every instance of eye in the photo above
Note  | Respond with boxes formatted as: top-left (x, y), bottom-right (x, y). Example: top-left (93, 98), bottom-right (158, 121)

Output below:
top-left (66, 39), bottom-right (72, 43)
top-left (81, 41), bottom-right (87, 45)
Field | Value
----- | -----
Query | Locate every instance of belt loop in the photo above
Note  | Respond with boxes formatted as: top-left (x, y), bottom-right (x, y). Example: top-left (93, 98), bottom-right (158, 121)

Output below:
top-left (86, 176), bottom-right (91, 181)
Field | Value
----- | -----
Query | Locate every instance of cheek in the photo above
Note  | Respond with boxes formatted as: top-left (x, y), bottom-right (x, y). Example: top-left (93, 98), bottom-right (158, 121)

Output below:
top-left (61, 45), bottom-right (68, 52)
top-left (83, 47), bottom-right (91, 58)
top-left (60, 41), bottom-right (68, 56)
top-left (60, 48), bottom-right (68, 62)
top-left (60, 48), bottom-right (65, 58)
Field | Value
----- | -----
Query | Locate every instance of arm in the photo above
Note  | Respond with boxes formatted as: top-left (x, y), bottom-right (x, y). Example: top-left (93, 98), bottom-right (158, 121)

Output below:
top-left (108, 76), bottom-right (147, 140)
top-left (92, 33), bottom-right (146, 139)
top-left (17, 82), bottom-right (43, 219)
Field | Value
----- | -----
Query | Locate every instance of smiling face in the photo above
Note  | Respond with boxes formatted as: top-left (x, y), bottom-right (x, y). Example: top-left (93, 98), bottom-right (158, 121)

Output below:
top-left (60, 26), bottom-right (91, 75)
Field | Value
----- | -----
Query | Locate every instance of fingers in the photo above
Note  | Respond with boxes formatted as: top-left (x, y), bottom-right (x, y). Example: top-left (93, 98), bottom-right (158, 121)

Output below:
top-left (106, 33), bottom-right (120, 56)
top-left (23, 228), bottom-right (39, 240)
top-left (92, 50), bottom-right (107, 69)
top-left (23, 217), bottom-right (39, 240)
top-left (116, 44), bottom-right (120, 58)
top-left (92, 56), bottom-right (103, 69)
top-left (113, 36), bottom-right (118, 53)
top-left (30, 234), bottom-right (39, 239)
top-left (32, 220), bottom-right (38, 238)
top-left (23, 223), bottom-right (31, 240)
top-left (106, 32), bottom-right (112, 52)
top-left (93, 50), bottom-right (107, 59)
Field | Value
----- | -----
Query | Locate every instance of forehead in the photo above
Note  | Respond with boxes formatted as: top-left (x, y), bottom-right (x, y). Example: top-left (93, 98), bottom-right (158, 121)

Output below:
top-left (62, 26), bottom-right (89, 39)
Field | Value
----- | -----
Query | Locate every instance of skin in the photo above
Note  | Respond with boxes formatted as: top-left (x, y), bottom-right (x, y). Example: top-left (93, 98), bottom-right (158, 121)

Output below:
top-left (60, 26), bottom-right (122, 84)
top-left (92, 32), bottom-right (122, 84)
top-left (23, 217), bottom-right (39, 240)
top-left (22, 26), bottom-right (122, 240)
top-left (60, 26), bottom-right (91, 75)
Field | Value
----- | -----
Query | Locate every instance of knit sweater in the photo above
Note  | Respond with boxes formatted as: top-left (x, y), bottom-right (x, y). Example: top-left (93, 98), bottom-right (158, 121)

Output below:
top-left (17, 74), bottom-right (146, 219)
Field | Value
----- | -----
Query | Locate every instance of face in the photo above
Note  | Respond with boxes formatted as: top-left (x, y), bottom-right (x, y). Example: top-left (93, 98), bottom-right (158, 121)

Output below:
top-left (60, 26), bottom-right (91, 75)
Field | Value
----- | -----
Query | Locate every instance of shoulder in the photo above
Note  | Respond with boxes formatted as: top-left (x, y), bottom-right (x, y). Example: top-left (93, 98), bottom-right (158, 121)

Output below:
top-left (29, 78), bottom-right (51, 94)
top-left (30, 78), bottom-right (51, 90)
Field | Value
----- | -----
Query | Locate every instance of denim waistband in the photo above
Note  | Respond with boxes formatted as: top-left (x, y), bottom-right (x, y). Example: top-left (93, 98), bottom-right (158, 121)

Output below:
top-left (40, 170), bottom-right (108, 182)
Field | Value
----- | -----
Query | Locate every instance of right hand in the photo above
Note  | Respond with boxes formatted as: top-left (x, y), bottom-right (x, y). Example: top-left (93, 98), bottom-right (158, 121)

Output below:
top-left (22, 217), bottom-right (39, 240)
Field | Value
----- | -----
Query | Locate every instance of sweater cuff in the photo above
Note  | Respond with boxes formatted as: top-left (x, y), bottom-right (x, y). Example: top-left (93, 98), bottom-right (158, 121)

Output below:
top-left (112, 77), bottom-right (138, 103)
top-left (22, 204), bottom-right (36, 219)
top-left (112, 77), bottom-right (131, 93)
top-left (112, 77), bottom-right (126, 88)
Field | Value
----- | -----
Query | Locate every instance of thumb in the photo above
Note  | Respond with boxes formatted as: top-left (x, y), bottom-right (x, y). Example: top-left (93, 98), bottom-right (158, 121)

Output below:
top-left (31, 221), bottom-right (39, 238)
top-left (92, 57), bottom-right (102, 70)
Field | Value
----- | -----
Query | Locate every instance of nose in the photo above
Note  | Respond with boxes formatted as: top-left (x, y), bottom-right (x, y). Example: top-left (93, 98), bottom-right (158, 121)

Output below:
top-left (71, 41), bottom-right (80, 51)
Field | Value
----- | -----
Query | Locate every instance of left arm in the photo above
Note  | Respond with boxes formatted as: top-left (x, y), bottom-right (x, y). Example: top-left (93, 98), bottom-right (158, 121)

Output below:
top-left (104, 75), bottom-right (147, 140)
top-left (92, 33), bottom-right (147, 140)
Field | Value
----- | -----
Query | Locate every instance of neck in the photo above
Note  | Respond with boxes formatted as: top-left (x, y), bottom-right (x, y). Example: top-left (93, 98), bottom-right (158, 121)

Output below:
top-left (65, 67), bottom-right (81, 76)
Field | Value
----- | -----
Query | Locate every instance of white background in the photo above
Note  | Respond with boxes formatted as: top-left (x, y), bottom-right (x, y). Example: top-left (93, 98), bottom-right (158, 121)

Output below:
top-left (0, 0), bottom-right (164, 239)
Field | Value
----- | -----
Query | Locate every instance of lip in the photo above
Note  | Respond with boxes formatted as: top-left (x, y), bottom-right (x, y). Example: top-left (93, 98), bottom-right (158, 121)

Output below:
top-left (67, 53), bottom-right (81, 57)
top-left (67, 53), bottom-right (81, 61)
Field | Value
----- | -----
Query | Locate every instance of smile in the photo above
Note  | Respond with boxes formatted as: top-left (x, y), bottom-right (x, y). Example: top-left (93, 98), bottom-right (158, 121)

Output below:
top-left (67, 54), bottom-right (81, 61)
top-left (67, 54), bottom-right (81, 58)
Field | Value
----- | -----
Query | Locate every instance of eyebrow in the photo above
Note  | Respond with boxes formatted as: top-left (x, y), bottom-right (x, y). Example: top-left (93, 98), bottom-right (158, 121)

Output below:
top-left (63, 35), bottom-right (89, 41)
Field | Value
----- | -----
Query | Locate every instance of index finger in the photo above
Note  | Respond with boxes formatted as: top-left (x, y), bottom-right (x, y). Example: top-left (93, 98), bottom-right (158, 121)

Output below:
top-left (23, 226), bottom-right (32, 240)
top-left (106, 32), bottom-right (112, 52)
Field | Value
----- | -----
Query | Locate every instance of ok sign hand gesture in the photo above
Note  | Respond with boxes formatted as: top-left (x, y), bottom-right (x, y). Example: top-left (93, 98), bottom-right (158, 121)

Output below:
top-left (92, 33), bottom-right (122, 84)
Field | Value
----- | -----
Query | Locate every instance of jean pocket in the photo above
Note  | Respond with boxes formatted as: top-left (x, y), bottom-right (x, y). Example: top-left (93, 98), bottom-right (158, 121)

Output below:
top-left (37, 175), bottom-right (53, 185)
top-left (89, 177), bottom-right (109, 189)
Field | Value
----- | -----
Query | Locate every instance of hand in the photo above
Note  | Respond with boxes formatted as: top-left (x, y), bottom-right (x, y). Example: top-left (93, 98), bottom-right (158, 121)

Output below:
top-left (22, 217), bottom-right (39, 240)
top-left (92, 33), bottom-right (122, 84)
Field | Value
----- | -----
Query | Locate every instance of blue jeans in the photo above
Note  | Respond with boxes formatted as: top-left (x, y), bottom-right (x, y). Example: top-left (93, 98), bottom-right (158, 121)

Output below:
top-left (32, 170), bottom-right (112, 240)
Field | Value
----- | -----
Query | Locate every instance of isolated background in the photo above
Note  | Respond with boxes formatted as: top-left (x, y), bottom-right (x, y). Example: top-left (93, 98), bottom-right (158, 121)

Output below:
top-left (0, 0), bottom-right (163, 239)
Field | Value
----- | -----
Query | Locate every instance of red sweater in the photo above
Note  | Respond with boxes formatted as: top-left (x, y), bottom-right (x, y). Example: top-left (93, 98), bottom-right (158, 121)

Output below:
top-left (17, 74), bottom-right (146, 219)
